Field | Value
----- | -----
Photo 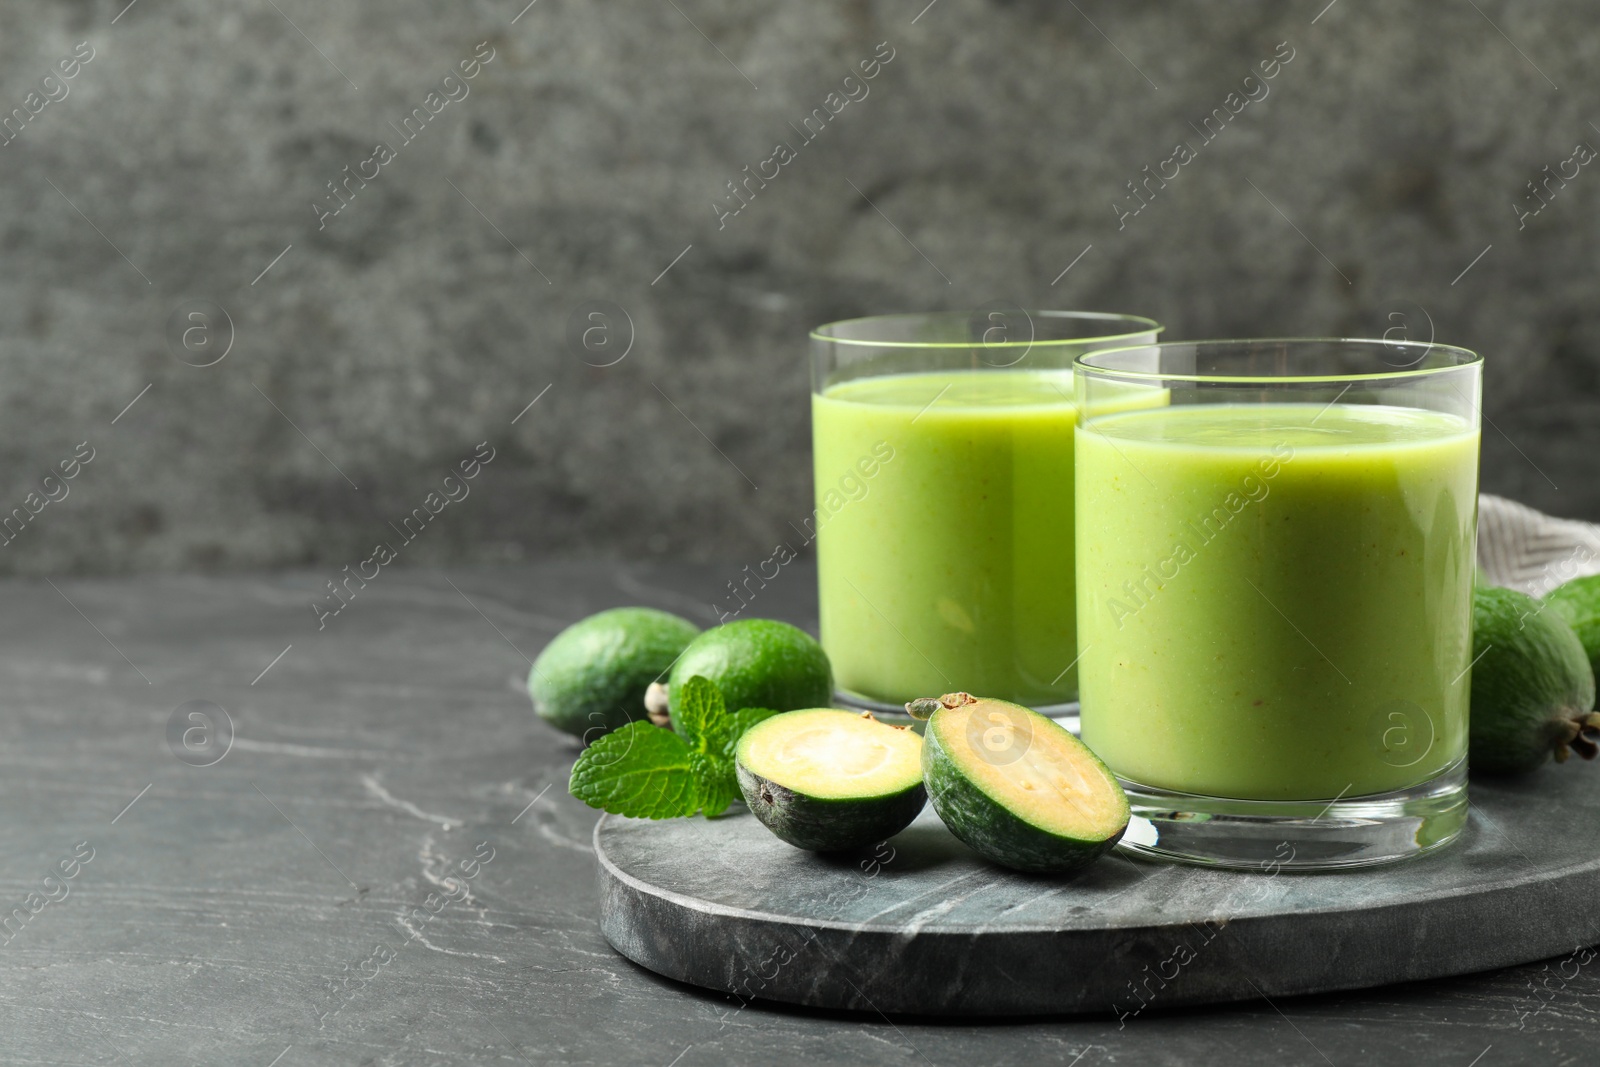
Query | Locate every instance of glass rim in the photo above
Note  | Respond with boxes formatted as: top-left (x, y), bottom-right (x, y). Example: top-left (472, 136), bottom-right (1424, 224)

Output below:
top-left (810, 310), bottom-right (1163, 349)
top-left (1075, 337), bottom-right (1482, 384)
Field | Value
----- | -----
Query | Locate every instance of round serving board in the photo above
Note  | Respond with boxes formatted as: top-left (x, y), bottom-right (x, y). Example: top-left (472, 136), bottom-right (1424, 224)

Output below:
top-left (596, 771), bottom-right (1600, 1016)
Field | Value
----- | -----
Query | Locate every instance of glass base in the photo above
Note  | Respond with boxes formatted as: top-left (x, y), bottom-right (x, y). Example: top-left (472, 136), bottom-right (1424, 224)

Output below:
top-left (1115, 758), bottom-right (1468, 871)
top-left (832, 688), bottom-right (1080, 732)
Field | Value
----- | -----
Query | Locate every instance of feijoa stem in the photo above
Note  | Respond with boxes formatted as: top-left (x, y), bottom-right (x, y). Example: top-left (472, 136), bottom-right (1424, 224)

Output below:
top-left (644, 682), bottom-right (671, 728)
top-left (905, 693), bottom-right (976, 720)
top-left (1555, 708), bottom-right (1600, 763)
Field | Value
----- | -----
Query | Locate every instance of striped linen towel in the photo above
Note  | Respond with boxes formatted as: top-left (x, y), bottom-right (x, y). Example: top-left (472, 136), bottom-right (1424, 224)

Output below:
top-left (1478, 494), bottom-right (1600, 596)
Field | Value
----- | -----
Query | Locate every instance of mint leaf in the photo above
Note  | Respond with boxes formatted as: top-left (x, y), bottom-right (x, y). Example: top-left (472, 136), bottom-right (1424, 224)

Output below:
top-left (568, 722), bottom-right (698, 819)
top-left (670, 677), bottom-right (744, 814)
top-left (569, 678), bottom-right (786, 821)
top-left (691, 752), bottom-right (740, 817)
top-left (716, 707), bottom-right (782, 761)
top-left (671, 675), bottom-right (723, 752)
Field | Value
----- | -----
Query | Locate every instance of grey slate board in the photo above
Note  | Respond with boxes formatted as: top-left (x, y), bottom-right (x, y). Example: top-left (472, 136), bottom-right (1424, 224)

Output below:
top-left (2, 560), bottom-right (1597, 1065)
top-left (597, 768), bottom-right (1600, 1016)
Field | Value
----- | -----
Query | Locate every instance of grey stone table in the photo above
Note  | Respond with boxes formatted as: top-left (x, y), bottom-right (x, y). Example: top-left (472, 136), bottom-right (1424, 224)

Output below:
top-left (4, 560), bottom-right (1596, 1065)
top-left (596, 771), bottom-right (1600, 1016)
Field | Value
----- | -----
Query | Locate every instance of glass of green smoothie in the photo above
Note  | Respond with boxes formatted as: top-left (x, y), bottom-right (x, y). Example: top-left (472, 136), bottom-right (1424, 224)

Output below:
top-left (1074, 338), bottom-right (1482, 870)
top-left (809, 310), bottom-right (1162, 718)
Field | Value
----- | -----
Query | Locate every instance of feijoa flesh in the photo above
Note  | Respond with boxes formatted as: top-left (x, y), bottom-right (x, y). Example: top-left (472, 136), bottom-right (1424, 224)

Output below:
top-left (1471, 586), bottom-right (1599, 773)
top-left (911, 693), bottom-right (1128, 874)
top-left (735, 709), bottom-right (925, 852)
top-left (529, 607), bottom-right (700, 740)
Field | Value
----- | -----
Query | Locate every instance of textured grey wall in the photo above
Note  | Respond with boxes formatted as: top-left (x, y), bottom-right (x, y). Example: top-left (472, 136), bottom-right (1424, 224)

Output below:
top-left (1, 0), bottom-right (1596, 576)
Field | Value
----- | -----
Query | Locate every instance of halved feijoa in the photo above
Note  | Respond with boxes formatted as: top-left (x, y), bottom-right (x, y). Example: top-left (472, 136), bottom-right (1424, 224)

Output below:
top-left (735, 709), bottom-right (925, 852)
top-left (911, 693), bottom-right (1128, 875)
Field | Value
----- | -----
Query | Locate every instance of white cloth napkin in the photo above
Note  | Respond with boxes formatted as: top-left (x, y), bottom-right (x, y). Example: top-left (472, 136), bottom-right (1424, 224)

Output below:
top-left (1478, 494), bottom-right (1600, 596)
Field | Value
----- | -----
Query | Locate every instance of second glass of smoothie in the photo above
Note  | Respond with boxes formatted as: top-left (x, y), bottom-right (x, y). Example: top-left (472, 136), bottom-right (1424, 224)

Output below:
top-left (1075, 338), bottom-right (1483, 869)
top-left (810, 310), bottom-right (1162, 714)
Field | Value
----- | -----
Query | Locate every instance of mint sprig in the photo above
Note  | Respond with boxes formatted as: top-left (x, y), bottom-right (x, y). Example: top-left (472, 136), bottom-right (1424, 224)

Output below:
top-left (567, 676), bottom-right (780, 819)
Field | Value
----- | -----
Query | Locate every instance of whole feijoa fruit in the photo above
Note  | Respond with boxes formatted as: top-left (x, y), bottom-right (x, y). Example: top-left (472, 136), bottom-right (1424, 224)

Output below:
top-left (529, 607), bottom-right (701, 741)
top-left (667, 619), bottom-right (832, 728)
top-left (1543, 574), bottom-right (1600, 697)
top-left (1470, 586), bottom-right (1599, 774)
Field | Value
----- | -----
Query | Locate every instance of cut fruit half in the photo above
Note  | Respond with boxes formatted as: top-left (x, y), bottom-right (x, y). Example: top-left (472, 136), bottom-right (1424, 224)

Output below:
top-left (913, 693), bottom-right (1129, 874)
top-left (735, 709), bottom-right (926, 852)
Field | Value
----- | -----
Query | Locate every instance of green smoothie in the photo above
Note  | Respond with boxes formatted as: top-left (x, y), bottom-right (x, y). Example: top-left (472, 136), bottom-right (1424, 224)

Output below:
top-left (813, 370), bottom-right (1083, 706)
top-left (1075, 402), bottom-right (1479, 801)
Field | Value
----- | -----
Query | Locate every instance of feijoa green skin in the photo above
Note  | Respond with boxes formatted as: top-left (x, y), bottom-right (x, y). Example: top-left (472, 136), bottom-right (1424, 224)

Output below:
top-left (1543, 574), bottom-right (1600, 698)
top-left (915, 693), bottom-right (1129, 875)
top-left (736, 766), bottom-right (927, 852)
top-left (667, 620), bottom-right (832, 729)
top-left (529, 607), bottom-right (701, 741)
top-left (1470, 586), bottom-right (1599, 774)
top-left (735, 709), bottom-right (925, 852)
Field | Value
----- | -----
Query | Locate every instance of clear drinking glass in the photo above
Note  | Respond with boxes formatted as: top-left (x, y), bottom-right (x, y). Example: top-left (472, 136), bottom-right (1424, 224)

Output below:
top-left (809, 310), bottom-right (1162, 716)
top-left (1074, 338), bottom-right (1482, 869)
